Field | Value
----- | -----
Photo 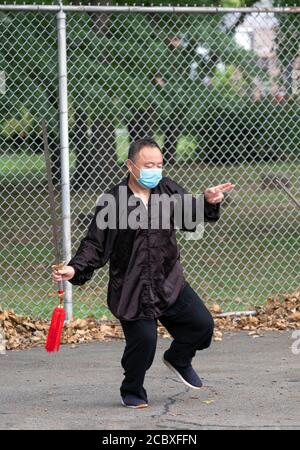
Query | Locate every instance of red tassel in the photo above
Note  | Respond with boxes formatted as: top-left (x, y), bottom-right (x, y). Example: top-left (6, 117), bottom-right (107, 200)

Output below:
top-left (45, 304), bottom-right (65, 352)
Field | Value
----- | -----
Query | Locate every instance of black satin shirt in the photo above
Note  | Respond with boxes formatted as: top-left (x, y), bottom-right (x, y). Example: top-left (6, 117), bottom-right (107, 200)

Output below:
top-left (67, 174), bottom-right (222, 321)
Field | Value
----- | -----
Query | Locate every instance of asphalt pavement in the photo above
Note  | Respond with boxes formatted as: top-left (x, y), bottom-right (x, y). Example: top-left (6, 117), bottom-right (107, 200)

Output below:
top-left (1, 331), bottom-right (299, 430)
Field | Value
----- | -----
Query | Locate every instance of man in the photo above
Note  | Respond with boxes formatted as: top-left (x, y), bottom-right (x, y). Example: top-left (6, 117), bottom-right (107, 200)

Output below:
top-left (52, 137), bottom-right (234, 409)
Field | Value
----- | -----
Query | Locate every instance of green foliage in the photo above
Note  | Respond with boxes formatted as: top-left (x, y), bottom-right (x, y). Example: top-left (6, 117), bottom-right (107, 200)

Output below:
top-left (1, 3), bottom-right (300, 163)
top-left (276, 13), bottom-right (300, 66)
top-left (194, 97), bottom-right (300, 163)
top-left (1, 11), bottom-right (59, 143)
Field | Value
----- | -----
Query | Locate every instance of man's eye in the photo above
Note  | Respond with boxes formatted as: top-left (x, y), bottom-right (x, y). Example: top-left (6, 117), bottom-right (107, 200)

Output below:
top-left (144, 164), bottom-right (162, 168)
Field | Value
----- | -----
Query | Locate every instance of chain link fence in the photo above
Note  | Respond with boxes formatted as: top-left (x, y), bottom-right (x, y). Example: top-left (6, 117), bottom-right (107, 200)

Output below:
top-left (1, 3), bottom-right (300, 321)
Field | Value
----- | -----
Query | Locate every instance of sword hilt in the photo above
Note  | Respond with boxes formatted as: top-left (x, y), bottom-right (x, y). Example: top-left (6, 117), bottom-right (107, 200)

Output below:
top-left (51, 261), bottom-right (66, 303)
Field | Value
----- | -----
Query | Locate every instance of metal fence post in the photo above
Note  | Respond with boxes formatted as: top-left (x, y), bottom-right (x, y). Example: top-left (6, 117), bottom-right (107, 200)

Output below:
top-left (56, 6), bottom-right (72, 321)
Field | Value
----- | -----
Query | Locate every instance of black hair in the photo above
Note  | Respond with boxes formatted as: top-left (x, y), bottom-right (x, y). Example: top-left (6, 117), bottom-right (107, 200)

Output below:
top-left (128, 137), bottom-right (162, 162)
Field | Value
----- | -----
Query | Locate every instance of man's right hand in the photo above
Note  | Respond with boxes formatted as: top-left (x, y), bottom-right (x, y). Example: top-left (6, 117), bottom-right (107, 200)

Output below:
top-left (51, 265), bottom-right (75, 283)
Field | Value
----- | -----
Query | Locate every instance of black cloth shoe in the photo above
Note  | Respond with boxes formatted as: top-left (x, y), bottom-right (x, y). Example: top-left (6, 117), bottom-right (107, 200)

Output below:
top-left (121, 394), bottom-right (148, 408)
top-left (162, 352), bottom-right (203, 389)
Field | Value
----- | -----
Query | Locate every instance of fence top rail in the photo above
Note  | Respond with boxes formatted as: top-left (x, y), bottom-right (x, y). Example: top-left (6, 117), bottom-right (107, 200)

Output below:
top-left (1, 4), bottom-right (300, 14)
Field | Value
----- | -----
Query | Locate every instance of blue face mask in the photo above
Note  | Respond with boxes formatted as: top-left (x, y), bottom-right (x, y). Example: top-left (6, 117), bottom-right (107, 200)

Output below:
top-left (130, 162), bottom-right (163, 189)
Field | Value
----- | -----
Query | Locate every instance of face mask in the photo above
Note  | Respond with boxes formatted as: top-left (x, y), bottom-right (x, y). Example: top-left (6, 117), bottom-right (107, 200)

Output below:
top-left (129, 161), bottom-right (163, 189)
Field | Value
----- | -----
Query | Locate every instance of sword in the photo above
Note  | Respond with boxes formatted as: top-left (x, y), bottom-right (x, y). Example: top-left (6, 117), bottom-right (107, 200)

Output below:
top-left (41, 118), bottom-right (65, 295)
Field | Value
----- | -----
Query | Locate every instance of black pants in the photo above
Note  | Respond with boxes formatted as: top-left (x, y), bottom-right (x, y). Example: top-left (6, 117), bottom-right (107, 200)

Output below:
top-left (119, 282), bottom-right (214, 402)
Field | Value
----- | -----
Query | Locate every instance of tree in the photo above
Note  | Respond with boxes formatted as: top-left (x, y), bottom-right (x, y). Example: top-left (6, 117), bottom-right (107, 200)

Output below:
top-left (1, 11), bottom-right (62, 182)
top-left (2, 0), bottom-right (299, 189)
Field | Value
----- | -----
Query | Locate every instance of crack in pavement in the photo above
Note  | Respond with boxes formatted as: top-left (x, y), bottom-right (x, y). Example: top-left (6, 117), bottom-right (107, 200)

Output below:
top-left (150, 378), bottom-right (189, 425)
top-left (161, 417), bottom-right (300, 430)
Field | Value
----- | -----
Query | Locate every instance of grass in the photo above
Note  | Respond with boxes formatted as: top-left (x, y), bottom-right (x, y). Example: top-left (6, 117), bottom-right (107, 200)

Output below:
top-left (1, 279), bottom-right (114, 320)
top-left (1, 133), bottom-right (300, 319)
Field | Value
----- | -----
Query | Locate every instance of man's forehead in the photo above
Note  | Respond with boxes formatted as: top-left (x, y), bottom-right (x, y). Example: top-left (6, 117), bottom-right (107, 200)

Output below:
top-left (137, 146), bottom-right (163, 161)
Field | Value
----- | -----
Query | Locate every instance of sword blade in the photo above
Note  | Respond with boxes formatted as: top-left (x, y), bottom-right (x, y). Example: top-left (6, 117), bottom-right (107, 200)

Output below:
top-left (41, 119), bottom-right (63, 267)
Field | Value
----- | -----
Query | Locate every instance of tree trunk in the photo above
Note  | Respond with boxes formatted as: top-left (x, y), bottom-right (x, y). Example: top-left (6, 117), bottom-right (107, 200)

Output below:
top-left (127, 106), bottom-right (156, 142)
top-left (71, 110), bottom-right (120, 192)
top-left (163, 124), bottom-right (179, 165)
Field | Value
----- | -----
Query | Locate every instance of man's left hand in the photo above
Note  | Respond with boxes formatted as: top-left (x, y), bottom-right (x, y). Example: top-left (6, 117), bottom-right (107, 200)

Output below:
top-left (204, 182), bottom-right (235, 204)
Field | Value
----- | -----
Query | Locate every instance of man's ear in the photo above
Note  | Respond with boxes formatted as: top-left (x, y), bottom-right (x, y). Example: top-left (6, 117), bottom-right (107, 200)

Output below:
top-left (126, 159), bottom-right (137, 173)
